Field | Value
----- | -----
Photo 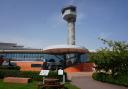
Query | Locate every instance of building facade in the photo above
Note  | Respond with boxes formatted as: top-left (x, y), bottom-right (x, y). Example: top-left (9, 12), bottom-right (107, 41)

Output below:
top-left (0, 43), bottom-right (88, 63)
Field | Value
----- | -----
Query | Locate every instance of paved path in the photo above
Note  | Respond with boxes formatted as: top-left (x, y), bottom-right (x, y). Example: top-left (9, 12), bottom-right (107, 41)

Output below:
top-left (72, 76), bottom-right (128, 89)
top-left (69, 72), bottom-right (128, 89)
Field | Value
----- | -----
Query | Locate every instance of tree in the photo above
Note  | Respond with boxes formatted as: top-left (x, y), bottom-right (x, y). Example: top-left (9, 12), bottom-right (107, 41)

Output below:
top-left (89, 38), bottom-right (128, 76)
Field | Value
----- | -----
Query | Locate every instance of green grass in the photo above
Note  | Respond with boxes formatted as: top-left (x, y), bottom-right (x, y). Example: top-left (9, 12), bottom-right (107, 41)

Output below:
top-left (0, 79), bottom-right (80, 89)
top-left (0, 80), bottom-right (36, 89)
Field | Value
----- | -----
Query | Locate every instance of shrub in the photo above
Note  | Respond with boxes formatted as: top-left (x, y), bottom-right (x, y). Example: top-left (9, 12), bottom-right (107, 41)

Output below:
top-left (46, 71), bottom-right (58, 78)
top-left (19, 71), bottom-right (43, 81)
top-left (92, 72), bottom-right (128, 87)
top-left (89, 39), bottom-right (128, 76)
top-left (0, 70), bottom-right (20, 78)
top-left (46, 70), bottom-right (67, 82)
top-left (0, 66), bottom-right (21, 70)
top-left (0, 69), bottom-right (67, 82)
top-left (0, 70), bottom-right (42, 81)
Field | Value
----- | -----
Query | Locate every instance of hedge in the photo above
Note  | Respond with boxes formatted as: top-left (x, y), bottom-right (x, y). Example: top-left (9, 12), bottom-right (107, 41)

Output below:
top-left (0, 66), bottom-right (20, 70)
top-left (19, 71), bottom-right (43, 81)
top-left (92, 72), bottom-right (128, 87)
top-left (0, 70), bottom-right (67, 81)
top-left (0, 70), bottom-right (20, 78)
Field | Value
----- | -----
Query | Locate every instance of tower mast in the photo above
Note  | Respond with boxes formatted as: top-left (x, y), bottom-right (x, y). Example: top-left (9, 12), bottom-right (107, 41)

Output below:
top-left (61, 5), bottom-right (77, 45)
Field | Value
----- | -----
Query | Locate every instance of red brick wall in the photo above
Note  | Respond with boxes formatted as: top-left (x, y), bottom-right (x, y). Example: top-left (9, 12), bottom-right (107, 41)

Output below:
top-left (14, 61), bottom-right (43, 71)
top-left (14, 61), bottom-right (94, 73)
top-left (64, 63), bottom-right (94, 73)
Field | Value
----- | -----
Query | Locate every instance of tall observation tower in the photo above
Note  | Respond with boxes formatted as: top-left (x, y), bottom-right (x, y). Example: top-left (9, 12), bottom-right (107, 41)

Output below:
top-left (61, 5), bottom-right (76, 45)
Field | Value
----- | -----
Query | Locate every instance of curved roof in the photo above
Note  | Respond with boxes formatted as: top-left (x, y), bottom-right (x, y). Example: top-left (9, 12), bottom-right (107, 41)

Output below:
top-left (43, 45), bottom-right (88, 54)
top-left (61, 5), bottom-right (76, 14)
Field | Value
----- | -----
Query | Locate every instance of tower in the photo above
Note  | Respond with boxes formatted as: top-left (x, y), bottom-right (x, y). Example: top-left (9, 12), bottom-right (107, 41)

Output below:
top-left (61, 5), bottom-right (76, 45)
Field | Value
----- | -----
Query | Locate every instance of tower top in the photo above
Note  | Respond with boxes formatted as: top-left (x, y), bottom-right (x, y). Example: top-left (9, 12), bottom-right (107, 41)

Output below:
top-left (61, 5), bottom-right (76, 22)
top-left (61, 5), bottom-right (76, 14)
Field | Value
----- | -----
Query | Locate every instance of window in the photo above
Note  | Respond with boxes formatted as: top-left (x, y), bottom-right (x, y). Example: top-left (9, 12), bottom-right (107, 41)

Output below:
top-left (31, 64), bottom-right (42, 67)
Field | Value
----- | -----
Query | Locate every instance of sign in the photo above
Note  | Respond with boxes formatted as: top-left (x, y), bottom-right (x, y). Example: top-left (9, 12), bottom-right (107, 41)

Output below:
top-left (39, 70), bottom-right (49, 76)
top-left (58, 69), bottom-right (63, 75)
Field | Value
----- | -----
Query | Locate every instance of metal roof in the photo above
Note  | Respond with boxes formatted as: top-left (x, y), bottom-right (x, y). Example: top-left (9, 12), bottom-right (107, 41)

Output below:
top-left (43, 45), bottom-right (88, 54)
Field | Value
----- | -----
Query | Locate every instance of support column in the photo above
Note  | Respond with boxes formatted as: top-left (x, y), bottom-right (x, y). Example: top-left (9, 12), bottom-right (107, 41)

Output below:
top-left (67, 22), bottom-right (75, 45)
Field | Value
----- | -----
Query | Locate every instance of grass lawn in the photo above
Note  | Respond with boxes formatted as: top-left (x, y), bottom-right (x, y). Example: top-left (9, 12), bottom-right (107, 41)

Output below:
top-left (0, 79), bottom-right (80, 89)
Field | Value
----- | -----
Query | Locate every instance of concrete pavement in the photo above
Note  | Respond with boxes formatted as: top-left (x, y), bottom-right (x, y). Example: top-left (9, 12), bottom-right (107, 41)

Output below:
top-left (69, 72), bottom-right (128, 89)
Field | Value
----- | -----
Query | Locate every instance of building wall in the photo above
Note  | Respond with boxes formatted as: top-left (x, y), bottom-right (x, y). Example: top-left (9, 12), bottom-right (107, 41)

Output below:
top-left (14, 61), bottom-right (43, 71)
top-left (64, 63), bottom-right (94, 73)
top-left (13, 61), bottom-right (94, 73)
top-left (1, 53), bottom-right (43, 61)
top-left (1, 52), bottom-right (90, 72)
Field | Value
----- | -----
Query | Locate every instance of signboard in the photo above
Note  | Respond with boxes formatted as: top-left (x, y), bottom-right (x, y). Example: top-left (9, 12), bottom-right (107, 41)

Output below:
top-left (39, 70), bottom-right (49, 76)
top-left (58, 69), bottom-right (63, 75)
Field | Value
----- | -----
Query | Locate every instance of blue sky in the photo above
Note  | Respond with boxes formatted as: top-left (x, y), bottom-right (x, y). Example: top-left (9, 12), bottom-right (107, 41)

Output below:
top-left (0, 0), bottom-right (128, 50)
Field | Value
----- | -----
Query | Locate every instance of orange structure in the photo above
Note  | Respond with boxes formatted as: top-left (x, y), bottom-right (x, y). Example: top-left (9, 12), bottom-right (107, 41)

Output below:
top-left (14, 61), bottom-right (94, 73)
top-left (14, 61), bottom-right (43, 71)
top-left (64, 63), bottom-right (94, 73)
top-left (3, 77), bottom-right (31, 84)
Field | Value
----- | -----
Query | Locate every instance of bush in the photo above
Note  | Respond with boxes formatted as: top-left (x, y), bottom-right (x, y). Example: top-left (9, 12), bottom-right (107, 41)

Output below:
top-left (19, 71), bottom-right (43, 81)
top-left (89, 39), bottom-right (128, 76)
top-left (46, 70), bottom-right (67, 82)
top-left (0, 66), bottom-right (21, 70)
top-left (0, 70), bottom-right (42, 81)
top-left (0, 70), bottom-right (20, 78)
top-left (0, 70), bottom-right (67, 82)
top-left (92, 72), bottom-right (128, 87)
